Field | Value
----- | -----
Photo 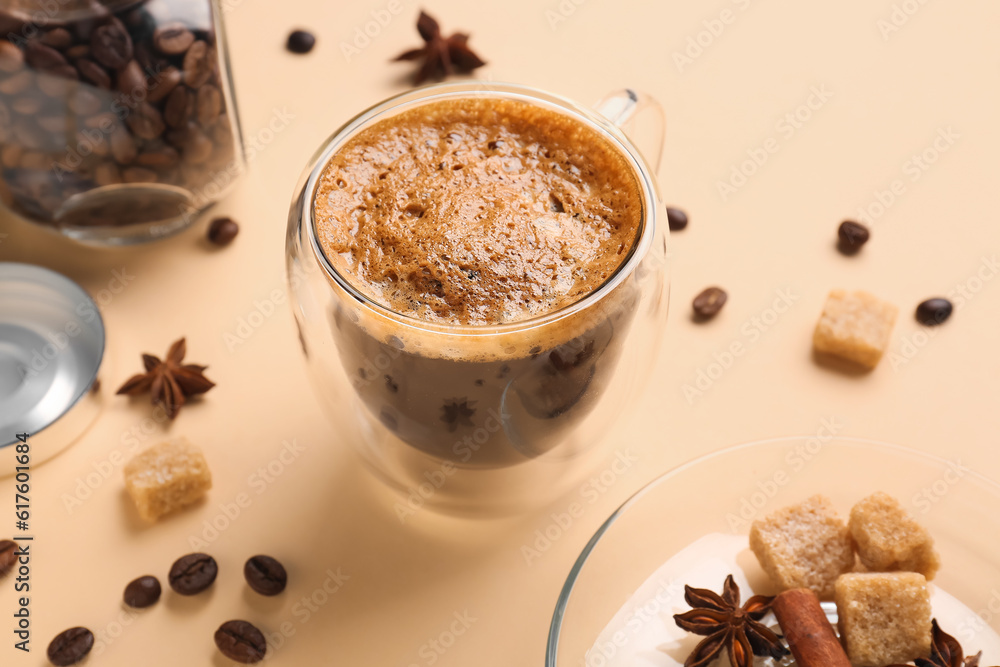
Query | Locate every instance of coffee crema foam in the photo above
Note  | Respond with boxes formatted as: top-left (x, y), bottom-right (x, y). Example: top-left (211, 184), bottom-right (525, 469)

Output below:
top-left (314, 97), bottom-right (643, 327)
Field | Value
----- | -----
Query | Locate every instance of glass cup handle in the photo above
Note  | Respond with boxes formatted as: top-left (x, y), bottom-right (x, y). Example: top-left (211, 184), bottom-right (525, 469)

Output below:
top-left (593, 89), bottom-right (665, 172)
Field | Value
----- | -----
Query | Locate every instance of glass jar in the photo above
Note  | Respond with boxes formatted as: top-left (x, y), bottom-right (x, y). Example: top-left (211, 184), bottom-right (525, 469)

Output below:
top-left (0, 0), bottom-right (243, 244)
top-left (287, 83), bottom-right (670, 517)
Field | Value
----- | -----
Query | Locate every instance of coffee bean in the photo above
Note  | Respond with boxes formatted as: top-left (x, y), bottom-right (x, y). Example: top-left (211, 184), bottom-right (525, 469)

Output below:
top-left (38, 72), bottom-right (75, 97)
top-left (182, 40), bottom-right (213, 87)
top-left (123, 575), bottom-right (162, 608)
top-left (0, 41), bottom-right (24, 72)
top-left (65, 44), bottom-right (91, 60)
top-left (154, 22), bottom-right (195, 56)
top-left (214, 620), bottom-right (267, 664)
top-left (837, 219), bottom-right (870, 252)
top-left (212, 113), bottom-right (234, 146)
top-left (20, 151), bottom-right (50, 170)
top-left (49, 64), bottom-right (80, 81)
top-left (666, 206), bottom-right (688, 231)
top-left (692, 286), bottom-right (728, 319)
top-left (47, 627), bottom-right (94, 666)
top-left (1, 146), bottom-right (22, 169)
top-left (41, 28), bottom-right (74, 51)
top-left (181, 127), bottom-right (213, 164)
top-left (164, 85), bottom-right (190, 128)
top-left (168, 553), bottom-right (218, 595)
top-left (0, 539), bottom-right (16, 577)
top-left (196, 84), bottom-right (222, 126)
top-left (94, 162), bottom-right (121, 186)
top-left (38, 116), bottom-right (67, 133)
top-left (286, 30), bottom-right (317, 54)
top-left (207, 216), bottom-right (239, 246)
top-left (0, 70), bottom-right (33, 95)
top-left (116, 58), bottom-right (145, 95)
top-left (126, 102), bottom-right (165, 140)
top-left (244, 555), bottom-right (287, 595)
top-left (147, 66), bottom-right (182, 103)
top-left (24, 40), bottom-right (68, 71)
top-left (76, 58), bottom-right (112, 89)
top-left (136, 145), bottom-right (179, 167)
top-left (11, 95), bottom-right (43, 115)
top-left (68, 88), bottom-right (102, 116)
top-left (83, 112), bottom-right (116, 129)
top-left (91, 20), bottom-right (134, 69)
top-left (916, 298), bottom-right (953, 326)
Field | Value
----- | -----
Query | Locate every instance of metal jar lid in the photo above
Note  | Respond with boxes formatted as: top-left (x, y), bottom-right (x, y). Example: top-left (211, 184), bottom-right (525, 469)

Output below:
top-left (0, 263), bottom-right (105, 475)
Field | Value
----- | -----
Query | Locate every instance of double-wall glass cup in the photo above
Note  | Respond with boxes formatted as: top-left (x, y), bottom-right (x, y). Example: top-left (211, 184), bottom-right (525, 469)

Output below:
top-left (287, 83), bottom-right (669, 516)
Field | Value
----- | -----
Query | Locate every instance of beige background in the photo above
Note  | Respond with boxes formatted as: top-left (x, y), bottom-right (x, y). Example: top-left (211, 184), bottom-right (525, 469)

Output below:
top-left (2, 0), bottom-right (1000, 664)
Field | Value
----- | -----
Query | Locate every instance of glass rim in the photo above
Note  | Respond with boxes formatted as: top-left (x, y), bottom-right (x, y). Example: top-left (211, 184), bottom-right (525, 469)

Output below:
top-left (299, 81), bottom-right (661, 337)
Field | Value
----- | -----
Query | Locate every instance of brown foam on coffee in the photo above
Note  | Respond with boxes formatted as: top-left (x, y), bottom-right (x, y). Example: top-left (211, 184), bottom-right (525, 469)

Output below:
top-left (314, 97), bottom-right (642, 326)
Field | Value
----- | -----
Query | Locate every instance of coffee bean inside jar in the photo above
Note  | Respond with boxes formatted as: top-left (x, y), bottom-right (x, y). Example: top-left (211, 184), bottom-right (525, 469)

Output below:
top-left (0, 0), bottom-right (243, 243)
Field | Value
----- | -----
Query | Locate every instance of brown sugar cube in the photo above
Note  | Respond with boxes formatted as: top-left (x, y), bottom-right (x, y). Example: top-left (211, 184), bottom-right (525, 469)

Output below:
top-left (124, 438), bottom-right (212, 522)
top-left (749, 495), bottom-right (855, 599)
top-left (813, 289), bottom-right (898, 369)
top-left (835, 572), bottom-right (932, 667)
top-left (849, 491), bottom-right (940, 579)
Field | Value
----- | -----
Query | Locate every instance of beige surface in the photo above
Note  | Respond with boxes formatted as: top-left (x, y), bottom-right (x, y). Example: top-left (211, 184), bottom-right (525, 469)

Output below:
top-left (2, 0), bottom-right (1000, 665)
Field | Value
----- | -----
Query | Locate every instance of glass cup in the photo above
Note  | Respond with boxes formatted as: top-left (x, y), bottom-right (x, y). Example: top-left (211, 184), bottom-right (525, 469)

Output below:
top-left (0, 0), bottom-right (244, 245)
top-left (286, 82), bottom-right (669, 516)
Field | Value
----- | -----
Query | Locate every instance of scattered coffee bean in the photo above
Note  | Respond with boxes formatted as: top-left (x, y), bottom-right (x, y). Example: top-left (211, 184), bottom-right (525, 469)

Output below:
top-left (286, 30), bottom-right (316, 54)
top-left (47, 627), bottom-right (94, 666)
top-left (207, 216), bottom-right (239, 245)
top-left (168, 552), bottom-right (218, 595)
top-left (123, 575), bottom-right (162, 608)
top-left (837, 220), bottom-right (870, 253)
top-left (244, 555), bottom-right (287, 596)
top-left (916, 298), bottom-right (953, 326)
top-left (214, 620), bottom-right (267, 664)
top-left (153, 22), bottom-right (195, 56)
top-left (0, 539), bottom-right (16, 577)
top-left (692, 286), bottom-right (728, 319)
top-left (666, 206), bottom-right (688, 231)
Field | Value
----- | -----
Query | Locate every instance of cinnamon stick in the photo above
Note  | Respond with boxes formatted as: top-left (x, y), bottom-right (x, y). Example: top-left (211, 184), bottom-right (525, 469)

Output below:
top-left (772, 588), bottom-right (852, 667)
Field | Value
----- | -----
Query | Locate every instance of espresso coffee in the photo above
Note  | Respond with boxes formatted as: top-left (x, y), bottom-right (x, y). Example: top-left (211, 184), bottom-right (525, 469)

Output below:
top-left (313, 97), bottom-right (644, 467)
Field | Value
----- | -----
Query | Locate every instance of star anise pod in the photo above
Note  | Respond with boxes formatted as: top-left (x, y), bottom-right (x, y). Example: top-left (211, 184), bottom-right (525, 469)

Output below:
top-left (392, 11), bottom-right (486, 85)
top-left (116, 338), bottom-right (214, 420)
top-left (673, 574), bottom-right (789, 667)
top-left (887, 619), bottom-right (996, 667)
top-left (441, 398), bottom-right (476, 432)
